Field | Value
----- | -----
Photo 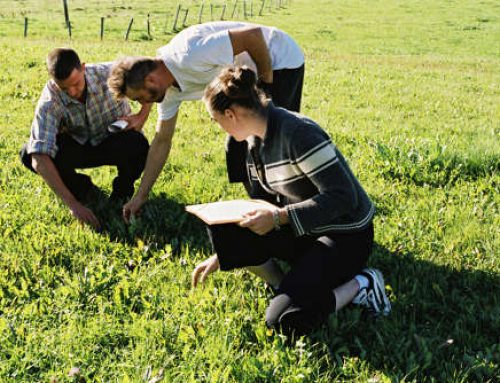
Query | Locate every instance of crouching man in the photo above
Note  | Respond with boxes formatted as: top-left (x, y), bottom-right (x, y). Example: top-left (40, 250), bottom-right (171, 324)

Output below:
top-left (19, 48), bottom-right (150, 229)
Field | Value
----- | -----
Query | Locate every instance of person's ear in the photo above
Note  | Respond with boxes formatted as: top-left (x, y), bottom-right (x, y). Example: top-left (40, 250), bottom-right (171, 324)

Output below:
top-left (80, 63), bottom-right (86, 72)
top-left (224, 108), bottom-right (236, 120)
top-left (144, 72), bottom-right (156, 87)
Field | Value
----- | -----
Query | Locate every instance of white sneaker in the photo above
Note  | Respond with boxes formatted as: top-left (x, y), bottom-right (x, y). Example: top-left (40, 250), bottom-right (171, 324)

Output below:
top-left (352, 268), bottom-right (391, 316)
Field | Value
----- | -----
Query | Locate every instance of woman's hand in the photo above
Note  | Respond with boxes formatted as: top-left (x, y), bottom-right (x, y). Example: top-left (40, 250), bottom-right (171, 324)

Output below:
top-left (191, 255), bottom-right (220, 288)
top-left (239, 209), bottom-right (275, 235)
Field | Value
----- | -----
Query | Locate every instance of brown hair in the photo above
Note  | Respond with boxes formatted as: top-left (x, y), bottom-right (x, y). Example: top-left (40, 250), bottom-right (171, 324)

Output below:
top-left (203, 66), bottom-right (267, 115)
top-left (108, 56), bottom-right (158, 99)
top-left (46, 48), bottom-right (82, 81)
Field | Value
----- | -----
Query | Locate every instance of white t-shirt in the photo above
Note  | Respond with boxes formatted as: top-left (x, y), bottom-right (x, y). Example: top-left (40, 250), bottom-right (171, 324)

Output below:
top-left (157, 21), bottom-right (304, 120)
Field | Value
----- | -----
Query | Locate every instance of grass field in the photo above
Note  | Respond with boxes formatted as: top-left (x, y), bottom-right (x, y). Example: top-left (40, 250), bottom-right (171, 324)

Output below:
top-left (0, 0), bottom-right (499, 381)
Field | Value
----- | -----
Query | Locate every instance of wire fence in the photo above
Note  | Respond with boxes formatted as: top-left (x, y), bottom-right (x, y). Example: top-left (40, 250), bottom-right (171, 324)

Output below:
top-left (0, 0), bottom-right (292, 41)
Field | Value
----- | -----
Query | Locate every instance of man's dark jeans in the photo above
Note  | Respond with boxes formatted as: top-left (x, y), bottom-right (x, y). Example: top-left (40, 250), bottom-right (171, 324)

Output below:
top-left (20, 131), bottom-right (149, 201)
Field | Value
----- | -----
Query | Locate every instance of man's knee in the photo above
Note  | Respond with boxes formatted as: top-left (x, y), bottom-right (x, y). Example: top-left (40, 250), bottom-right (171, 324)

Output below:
top-left (110, 132), bottom-right (149, 173)
top-left (123, 131), bottom-right (149, 160)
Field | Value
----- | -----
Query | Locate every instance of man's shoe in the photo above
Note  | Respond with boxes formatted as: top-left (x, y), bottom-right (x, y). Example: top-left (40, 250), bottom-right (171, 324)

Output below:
top-left (352, 268), bottom-right (391, 316)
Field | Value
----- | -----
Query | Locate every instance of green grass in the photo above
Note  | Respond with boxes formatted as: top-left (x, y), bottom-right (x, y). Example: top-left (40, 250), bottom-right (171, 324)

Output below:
top-left (0, 0), bottom-right (499, 381)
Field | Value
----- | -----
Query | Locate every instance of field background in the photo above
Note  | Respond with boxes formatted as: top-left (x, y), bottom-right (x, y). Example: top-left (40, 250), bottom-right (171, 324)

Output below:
top-left (0, 0), bottom-right (499, 382)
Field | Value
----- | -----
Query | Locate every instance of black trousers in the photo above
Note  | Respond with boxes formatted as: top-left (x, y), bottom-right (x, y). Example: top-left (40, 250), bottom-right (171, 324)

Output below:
top-left (226, 65), bottom-right (305, 183)
top-left (208, 222), bottom-right (373, 334)
top-left (20, 131), bottom-right (149, 201)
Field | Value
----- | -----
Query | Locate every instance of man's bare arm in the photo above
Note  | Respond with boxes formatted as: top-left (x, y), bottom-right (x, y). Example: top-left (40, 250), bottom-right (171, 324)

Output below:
top-left (31, 154), bottom-right (100, 229)
top-left (122, 113), bottom-right (178, 222)
top-left (228, 26), bottom-right (273, 83)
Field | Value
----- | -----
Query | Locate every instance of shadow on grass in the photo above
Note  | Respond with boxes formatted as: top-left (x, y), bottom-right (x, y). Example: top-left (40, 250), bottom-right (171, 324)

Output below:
top-left (83, 193), bottom-right (498, 381)
top-left (90, 193), bottom-right (211, 255)
top-left (307, 244), bottom-right (499, 382)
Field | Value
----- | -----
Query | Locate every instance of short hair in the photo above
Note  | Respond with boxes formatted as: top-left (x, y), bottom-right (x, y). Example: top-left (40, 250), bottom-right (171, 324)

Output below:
top-left (46, 48), bottom-right (82, 81)
top-left (203, 65), bottom-right (267, 115)
top-left (108, 57), bottom-right (158, 99)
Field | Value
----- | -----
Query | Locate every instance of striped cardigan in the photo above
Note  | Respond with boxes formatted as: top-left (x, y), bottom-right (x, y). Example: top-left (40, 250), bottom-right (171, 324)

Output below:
top-left (246, 104), bottom-right (375, 236)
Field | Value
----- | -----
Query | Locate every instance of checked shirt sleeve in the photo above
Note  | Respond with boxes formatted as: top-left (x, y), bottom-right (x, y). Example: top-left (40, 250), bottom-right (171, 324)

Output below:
top-left (285, 129), bottom-right (359, 236)
top-left (27, 97), bottom-right (63, 158)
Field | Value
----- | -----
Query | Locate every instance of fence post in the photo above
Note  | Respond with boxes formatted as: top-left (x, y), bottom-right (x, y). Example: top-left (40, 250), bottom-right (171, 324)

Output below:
top-left (182, 9), bottom-right (189, 27)
top-left (198, 2), bottom-right (204, 24)
top-left (221, 4), bottom-right (226, 20)
top-left (62, 0), bottom-right (70, 28)
top-left (243, 0), bottom-right (247, 18)
top-left (100, 17), bottom-right (104, 40)
top-left (147, 13), bottom-right (151, 37)
top-left (125, 17), bottom-right (134, 40)
top-left (231, 0), bottom-right (238, 18)
top-left (172, 4), bottom-right (181, 31)
top-left (24, 17), bottom-right (28, 37)
top-left (259, 0), bottom-right (265, 16)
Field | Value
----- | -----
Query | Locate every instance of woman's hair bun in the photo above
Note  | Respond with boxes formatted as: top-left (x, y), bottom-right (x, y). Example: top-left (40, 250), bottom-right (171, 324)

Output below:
top-left (225, 66), bottom-right (257, 97)
top-left (204, 65), bottom-right (266, 114)
top-left (233, 66), bottom-right (257, 88)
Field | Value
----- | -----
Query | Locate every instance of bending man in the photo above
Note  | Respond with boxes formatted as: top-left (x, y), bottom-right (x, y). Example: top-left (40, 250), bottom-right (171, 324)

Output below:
top-left (108, 21), bottom-right (305, 222)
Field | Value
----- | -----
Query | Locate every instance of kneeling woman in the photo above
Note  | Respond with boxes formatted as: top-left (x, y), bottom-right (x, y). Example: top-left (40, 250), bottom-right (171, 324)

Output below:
top-left (192, 66), bottom-right (390, 335)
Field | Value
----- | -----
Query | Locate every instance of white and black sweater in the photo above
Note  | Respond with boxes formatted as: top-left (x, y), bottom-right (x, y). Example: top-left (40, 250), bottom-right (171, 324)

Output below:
top-left (246, 104), bottom-right (375, 236)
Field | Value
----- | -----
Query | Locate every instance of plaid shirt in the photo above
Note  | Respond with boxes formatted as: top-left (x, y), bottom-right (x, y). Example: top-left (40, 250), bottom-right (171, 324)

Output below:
top-left (27, 63), bottom-right (131, 158)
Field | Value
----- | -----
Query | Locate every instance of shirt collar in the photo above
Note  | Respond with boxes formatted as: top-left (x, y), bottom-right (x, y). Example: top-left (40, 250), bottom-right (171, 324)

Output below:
top-left (162, 55), bottom-right (184, 92)
top-left (246, 102), bottom-right (276, 150)
top-left (50, 80), bottom-right (74, 106)
top-left (85, 68), bottom-right (100, 96)
top-left (263, 102), bottom-right (278, 145)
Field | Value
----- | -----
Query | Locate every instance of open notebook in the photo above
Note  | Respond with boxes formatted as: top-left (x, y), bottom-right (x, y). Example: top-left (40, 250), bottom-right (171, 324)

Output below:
top-left (185, 199), bottom-right (277, 225)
